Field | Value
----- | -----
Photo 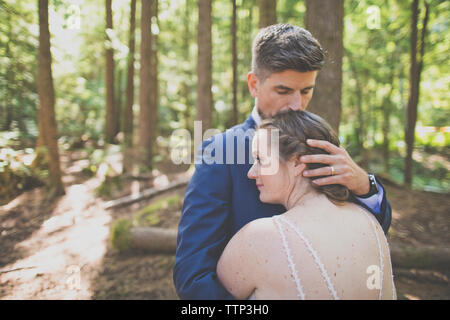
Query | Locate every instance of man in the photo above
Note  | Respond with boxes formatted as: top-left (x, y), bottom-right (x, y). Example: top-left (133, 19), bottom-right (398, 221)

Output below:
top-left (173, 24), bottom-right (391, 300)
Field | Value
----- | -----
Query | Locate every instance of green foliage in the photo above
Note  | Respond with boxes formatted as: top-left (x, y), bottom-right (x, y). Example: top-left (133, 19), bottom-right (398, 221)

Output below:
top-left (110, 193), bottom-right (182, 251)
top-left (0, 0), bottom-right (38, 136)
top-left (0, 0), bottom-right (448, 194)
top-left (133, 194), bottom-right (181, 227)
top-left (110, 218), bottom-right (132, 252)
top-left (385, 151), bottom-right (449, 192)
top-left (0, 143), bottom-right (45, 204)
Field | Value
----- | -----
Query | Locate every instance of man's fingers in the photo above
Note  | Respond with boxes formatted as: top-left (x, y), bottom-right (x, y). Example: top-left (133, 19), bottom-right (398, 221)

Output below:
top-left (306, 139), bottom-right (342, 154)
top-left (303, 166), bottom-right (339, 178)
top-left (300, 154), bottom-right (336, 164)
top-left (311, 175), bottom-right (344, 187)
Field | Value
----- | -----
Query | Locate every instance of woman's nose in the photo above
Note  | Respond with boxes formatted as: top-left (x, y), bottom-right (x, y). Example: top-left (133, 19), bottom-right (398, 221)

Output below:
top-left (247, 162), bottom-right (258, 179)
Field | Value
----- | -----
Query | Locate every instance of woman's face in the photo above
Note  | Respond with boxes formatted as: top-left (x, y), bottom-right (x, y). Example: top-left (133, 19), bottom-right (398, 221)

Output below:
top-left (248, 130), bottom-right (302, 205)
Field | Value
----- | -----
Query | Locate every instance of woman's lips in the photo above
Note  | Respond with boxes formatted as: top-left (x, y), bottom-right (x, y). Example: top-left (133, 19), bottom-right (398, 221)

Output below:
top-left (256, 184), bottom-right (263, 189)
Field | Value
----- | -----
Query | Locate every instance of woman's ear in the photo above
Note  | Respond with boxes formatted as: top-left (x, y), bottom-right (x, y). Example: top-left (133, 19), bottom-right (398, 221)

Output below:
top-left (247, 72), bottom-right (259, 98)
top-left (293, 161), bottom-right (306, 177)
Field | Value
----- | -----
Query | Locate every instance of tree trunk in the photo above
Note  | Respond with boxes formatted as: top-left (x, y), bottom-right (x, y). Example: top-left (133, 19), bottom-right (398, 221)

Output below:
top-left (382, 60), bottom-right (397, 174)
top-left (196, 0), bottom-right (213, 133)
top-left (105, 0), bottom-right (116, 143)
top-left (138, 0), bottom-right (155, 170)
top-left (150, 0), bottom-right (159, 147)
top-left (181, 0), bottom-right (194, 133)
top-left (37, 0), bottom-right (64, 196)
top-left (231, 0), bottom-right (238, 126)
top-left (305, 0), bottom-right (343, 133)
top-left (347, 50), bottom-right (368, 168)
top-left (404, 0), bottom-right (429, 186)
top-left (3, 15), bottom-right (13, 131)
top-left (257, 0), bottom-right (276, 28)
top-left (122, 0), bottom-right (136, 174)
top-left (115, 67), bottom-right (122, 136)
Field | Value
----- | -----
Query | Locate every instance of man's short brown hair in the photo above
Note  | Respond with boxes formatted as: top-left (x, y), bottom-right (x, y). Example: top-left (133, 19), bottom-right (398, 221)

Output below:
top-left (252, 24), bottom-right (325, 81)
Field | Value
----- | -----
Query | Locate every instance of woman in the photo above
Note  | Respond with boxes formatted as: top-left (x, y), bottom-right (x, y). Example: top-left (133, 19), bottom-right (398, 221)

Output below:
top-left (217, 110), bottom-right (396, 300)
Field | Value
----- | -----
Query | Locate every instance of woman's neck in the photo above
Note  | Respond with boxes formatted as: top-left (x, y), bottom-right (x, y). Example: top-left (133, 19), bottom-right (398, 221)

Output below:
top-left (283, 180), bottom-right (324, 211)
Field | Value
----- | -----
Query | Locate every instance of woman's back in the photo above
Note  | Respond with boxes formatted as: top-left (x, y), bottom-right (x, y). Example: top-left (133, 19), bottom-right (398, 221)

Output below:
top-left (250, 194), bottom-right (396, 300)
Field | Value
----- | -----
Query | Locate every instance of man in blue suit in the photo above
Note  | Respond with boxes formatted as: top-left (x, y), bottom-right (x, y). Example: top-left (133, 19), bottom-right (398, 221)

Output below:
top-left (173, 24), bottom-right (392, 300)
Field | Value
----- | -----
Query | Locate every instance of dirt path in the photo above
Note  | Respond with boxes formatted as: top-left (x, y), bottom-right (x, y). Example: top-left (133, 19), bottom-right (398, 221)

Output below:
top-left (0, 153), bottom-right (112, 299)
top-left (0, 153), bottom-right (449, 300)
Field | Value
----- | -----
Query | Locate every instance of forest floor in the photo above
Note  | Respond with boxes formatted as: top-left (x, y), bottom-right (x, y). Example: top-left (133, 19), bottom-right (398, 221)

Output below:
top-left (0, 150), bottom-right (449, 300)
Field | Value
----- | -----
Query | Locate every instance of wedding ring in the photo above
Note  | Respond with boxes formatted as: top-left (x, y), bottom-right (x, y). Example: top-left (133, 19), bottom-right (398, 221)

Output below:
top-left (330, 166), bottom-right (335, 176)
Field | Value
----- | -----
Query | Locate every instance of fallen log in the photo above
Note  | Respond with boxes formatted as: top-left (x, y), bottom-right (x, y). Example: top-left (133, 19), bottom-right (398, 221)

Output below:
top-left (393, 268), bottom-right (449, 284)
top-left (389, 243), bottom-right (450, 270)
top-left (103, 176), bottom-right (190, 210)
top-left (110, 219), bottom-right (177, 253)
top-left (111, 222), bottom-right (450, 271)
top-left (130, 227), bottom-right (177, 253)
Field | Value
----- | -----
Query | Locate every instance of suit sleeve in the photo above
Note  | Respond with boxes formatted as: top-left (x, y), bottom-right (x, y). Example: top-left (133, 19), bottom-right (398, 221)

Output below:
top-left (173, 135), bottom-right (234, 300)
top-left (350, 177), bottom-right (392, 235)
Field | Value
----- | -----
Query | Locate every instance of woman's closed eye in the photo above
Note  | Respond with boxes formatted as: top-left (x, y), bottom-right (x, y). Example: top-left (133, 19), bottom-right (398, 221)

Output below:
top-left (256, 155), bottom-right (270, 166)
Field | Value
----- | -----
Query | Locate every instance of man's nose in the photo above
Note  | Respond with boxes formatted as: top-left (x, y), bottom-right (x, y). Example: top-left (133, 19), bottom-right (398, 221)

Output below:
top-left (247, 162), bottom-right (258, 179)
top-left (288, 92), bottom-right (303, 111)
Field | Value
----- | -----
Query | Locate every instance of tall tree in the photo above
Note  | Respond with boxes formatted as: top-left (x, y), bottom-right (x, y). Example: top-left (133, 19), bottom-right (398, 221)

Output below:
top-left (138, 0), bottom-right (156, 170)
top-left (37, 0), bottom-right (64, 196)
top-left (122, 0), bottom-right (136, 173)
top-left (305, 0), bottom-right (344, 133)
top-left (347, 49), bottom-right (369, 168)
top-left (105, 0), bottom-right (116, 143)
top-left (257, 0), bottom-right (276, 28)
top-left (196, 0), bottom-right (213, 132)
top-left (381, 49), bottom-right (400, 174)
top-left (150, 0), bottom-right (159, 143)
top-left (123, 0), bottom-right (136, 142)
top-left (181, 0), bottom-right (195, 132)
top-left (404, 0), bottom-right (430, 186)
top-left (122, 0), bottom-right (137, 173)
top-left (231, 0), bottom-right (238, 126)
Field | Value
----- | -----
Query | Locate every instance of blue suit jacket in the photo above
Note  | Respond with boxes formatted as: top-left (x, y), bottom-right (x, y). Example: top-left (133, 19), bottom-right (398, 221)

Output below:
top-left (173, 114), bottom-right (392, 300)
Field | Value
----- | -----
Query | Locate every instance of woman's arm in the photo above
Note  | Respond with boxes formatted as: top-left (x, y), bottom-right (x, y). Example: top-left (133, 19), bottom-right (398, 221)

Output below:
top-left (217, 219), bottom-right (269, 299)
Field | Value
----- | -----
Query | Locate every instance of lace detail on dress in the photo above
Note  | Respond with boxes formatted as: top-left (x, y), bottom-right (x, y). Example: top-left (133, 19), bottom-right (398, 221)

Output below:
top-left (273, 216), bottom-right (306, 300)
top-left (274, 215), bottom-right (339, 300)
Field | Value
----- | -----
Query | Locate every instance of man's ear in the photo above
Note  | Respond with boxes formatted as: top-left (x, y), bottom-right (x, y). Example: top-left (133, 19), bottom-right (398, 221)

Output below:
top-left (247, 72), bottom-right (259, 98)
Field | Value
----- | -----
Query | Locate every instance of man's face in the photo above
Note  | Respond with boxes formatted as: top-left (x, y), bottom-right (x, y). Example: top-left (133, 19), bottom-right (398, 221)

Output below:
top-left (247, 70), bottom-right (318, 118)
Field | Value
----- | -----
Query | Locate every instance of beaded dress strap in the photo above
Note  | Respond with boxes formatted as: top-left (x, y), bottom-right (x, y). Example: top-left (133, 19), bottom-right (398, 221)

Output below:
top-left (361, 211), bottom-right (385, 299)
top-left (276, 215), bottom-right (339, 300)
top-left (361, 209), bottom-right (398, 299)
top-left (273, 216), bottom-right (305, 300)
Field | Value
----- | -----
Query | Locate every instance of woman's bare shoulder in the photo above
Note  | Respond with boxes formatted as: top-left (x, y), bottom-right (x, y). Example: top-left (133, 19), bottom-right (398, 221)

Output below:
top-left (237, 217), bottom-right (278, 244)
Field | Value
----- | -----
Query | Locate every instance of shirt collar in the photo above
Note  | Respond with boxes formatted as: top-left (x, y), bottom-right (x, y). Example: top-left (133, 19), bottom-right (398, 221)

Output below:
top-left (251, 105), bottom-right (262, 126)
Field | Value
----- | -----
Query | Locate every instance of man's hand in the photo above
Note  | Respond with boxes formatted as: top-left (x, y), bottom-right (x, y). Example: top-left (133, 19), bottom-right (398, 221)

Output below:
top-left (300, 139), bottom-right (370, 196)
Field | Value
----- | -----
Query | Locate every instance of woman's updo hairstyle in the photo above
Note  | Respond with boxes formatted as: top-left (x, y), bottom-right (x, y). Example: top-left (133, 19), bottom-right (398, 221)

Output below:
top-left (258, 110), bottom-right (349, 203)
